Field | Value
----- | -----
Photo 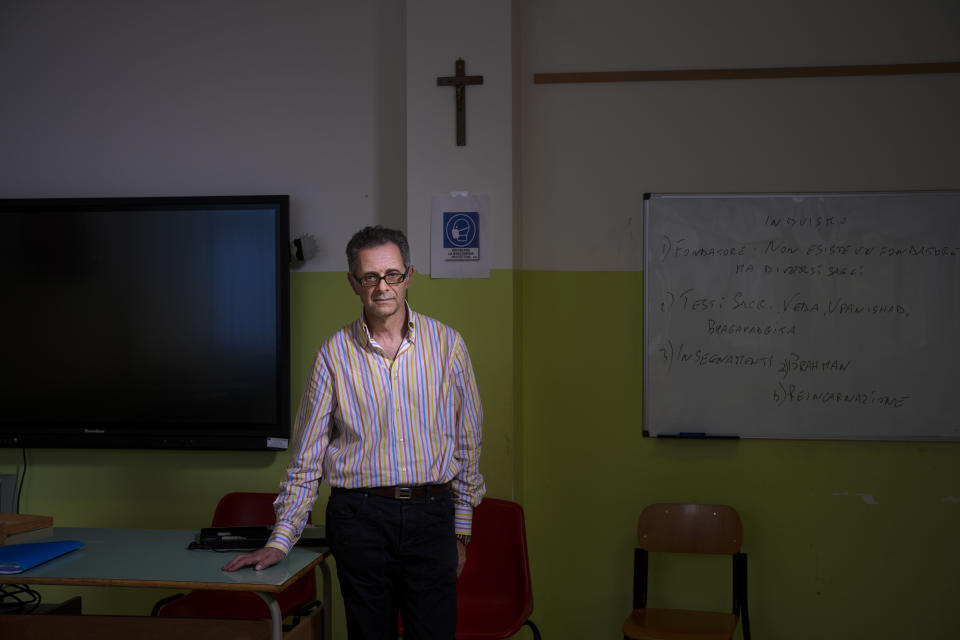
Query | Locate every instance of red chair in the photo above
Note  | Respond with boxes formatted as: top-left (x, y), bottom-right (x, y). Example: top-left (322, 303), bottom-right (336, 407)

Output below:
top-left (152, 492), bottom-right (319, 626)
top-left (400, 497), bottom-right (541, 639)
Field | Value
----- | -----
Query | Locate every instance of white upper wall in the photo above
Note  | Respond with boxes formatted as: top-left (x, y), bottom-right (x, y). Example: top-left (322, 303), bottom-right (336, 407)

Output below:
top-left (405, 0), bottom-right (514, 273)
top-left (5, 1), bottom-right (958, 274)
top-left (519, 0), bottom-right (960, 270)
top-left (0, 0), bottom-right (405, 272)
top-left (0, 0), bottom-right (514, 272)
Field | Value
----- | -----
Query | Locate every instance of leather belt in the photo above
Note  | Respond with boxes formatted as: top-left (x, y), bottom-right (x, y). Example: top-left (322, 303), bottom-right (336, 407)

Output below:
top-left (340, 482), bottom-right (451, 500)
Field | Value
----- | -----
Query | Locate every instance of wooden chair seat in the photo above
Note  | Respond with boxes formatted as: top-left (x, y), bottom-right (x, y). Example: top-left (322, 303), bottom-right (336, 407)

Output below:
top-left (623, 607), bottom-right (739, 640)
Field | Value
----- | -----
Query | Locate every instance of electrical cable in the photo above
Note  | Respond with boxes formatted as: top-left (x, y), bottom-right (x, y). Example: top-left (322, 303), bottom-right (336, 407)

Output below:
top-left (4, 449), bottom-right (41, 615)
top-left (16, 448), bottom-right (26, 514)
top-left (0, 583), bottom-right (42, 614)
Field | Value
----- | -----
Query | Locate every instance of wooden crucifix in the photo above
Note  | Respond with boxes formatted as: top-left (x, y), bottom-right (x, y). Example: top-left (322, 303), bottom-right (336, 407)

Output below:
top-left (437, 58), bottom-right (483, 146)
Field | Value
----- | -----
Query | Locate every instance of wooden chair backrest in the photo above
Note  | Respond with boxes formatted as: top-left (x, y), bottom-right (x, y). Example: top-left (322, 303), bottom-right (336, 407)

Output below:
top-left (637, 503), bottom-right (742, 555)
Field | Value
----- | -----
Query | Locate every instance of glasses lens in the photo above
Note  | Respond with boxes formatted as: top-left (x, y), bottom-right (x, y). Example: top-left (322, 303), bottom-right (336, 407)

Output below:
top-left (357, 270), bottom-right (406, 287)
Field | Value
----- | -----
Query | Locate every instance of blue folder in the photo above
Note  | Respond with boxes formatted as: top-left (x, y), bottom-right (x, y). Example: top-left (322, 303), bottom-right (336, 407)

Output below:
top-left (0, 540), bottom-right (83, 574)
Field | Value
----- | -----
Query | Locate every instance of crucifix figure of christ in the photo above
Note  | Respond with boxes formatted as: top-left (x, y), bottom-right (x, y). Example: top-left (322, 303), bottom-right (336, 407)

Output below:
top-left (437, 58), bottom-right (483, 146)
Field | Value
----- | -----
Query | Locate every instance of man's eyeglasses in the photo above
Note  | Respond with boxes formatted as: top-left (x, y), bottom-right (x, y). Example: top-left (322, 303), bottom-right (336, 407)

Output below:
top-left (352, 267), bottom-right (410, 287)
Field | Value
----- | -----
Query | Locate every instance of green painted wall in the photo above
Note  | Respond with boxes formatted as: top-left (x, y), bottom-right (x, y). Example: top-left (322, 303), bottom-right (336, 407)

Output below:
top-left (518, 270), bottom-right (960, 639)
top-left (3, 269), bottom-right (959, 639)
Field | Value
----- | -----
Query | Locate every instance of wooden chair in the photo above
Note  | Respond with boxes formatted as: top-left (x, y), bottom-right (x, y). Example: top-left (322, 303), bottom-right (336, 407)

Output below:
top-left (622, 503), bottom-right (750, 640)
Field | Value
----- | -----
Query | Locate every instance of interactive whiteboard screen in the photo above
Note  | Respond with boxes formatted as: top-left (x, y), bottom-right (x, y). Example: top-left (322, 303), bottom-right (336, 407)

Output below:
top-left (643, 192), bottom-right (960, 440)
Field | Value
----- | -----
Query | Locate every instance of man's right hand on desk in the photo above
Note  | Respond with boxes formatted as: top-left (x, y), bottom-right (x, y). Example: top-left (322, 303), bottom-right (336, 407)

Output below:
top-left (222, 547), bottom-right (285, 572)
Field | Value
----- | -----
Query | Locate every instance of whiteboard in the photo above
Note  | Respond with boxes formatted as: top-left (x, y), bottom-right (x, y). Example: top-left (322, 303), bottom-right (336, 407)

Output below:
top-left (643, 191), bottom-right (960, 440)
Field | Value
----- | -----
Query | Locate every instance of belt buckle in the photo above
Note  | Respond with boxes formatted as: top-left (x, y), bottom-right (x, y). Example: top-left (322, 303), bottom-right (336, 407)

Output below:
top-left (395, 487), bottom-right (412, 500)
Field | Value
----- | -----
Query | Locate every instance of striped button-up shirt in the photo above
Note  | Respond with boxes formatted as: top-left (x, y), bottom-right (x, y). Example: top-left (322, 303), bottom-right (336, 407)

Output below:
top-left (267, 305), bottom-right (485, 553)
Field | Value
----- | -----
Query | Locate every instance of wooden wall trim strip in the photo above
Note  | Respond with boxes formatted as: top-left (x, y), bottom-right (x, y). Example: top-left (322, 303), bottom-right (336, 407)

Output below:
top-left (533, 61), bottom-right (960, 84)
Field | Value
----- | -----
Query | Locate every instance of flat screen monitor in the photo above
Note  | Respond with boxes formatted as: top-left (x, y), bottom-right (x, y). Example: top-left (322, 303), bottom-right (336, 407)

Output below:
top-left (0, 195), bottom-right (290, 450)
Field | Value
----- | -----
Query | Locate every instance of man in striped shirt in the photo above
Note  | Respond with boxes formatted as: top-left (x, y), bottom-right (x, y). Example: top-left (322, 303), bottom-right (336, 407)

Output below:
top-left (224, 226), bottom-right (485, 640)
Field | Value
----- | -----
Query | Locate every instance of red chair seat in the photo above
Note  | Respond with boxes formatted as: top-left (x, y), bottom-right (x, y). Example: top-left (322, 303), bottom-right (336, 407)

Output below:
top-left (158, 590), bottom-right (280, 620)
top-left (157, 578), bottom-right (315, 620)
top-left (455, 596), bottom-right (535, 639)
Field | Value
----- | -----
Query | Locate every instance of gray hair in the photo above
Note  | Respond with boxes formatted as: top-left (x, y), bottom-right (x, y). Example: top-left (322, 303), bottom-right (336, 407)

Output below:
top-left (345, 226), bottom-right (411, 273)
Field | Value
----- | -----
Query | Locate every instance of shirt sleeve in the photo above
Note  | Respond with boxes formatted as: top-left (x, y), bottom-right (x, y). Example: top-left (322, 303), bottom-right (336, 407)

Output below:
top-left (266, 348), bottom-right (336, 554)
top-left (451, 335), bottom-right (485, 535)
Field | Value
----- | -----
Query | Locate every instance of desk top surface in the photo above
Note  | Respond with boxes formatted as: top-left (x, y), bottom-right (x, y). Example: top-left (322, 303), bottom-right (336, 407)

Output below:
top-left (0, 527), bottom-right (326, 592)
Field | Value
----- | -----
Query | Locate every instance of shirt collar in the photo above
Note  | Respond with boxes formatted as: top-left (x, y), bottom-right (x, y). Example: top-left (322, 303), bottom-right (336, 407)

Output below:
top-left (356, 302), bottom-right (416, 348)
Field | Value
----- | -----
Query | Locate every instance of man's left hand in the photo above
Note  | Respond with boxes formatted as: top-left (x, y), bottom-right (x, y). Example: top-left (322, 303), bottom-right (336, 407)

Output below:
top-left (456, 539), bottom-right (467, 577)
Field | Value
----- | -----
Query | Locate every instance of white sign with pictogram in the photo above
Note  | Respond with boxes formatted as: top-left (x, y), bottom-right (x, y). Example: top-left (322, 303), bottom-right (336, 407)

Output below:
top-left (430, 193), bottom-right (489, 278)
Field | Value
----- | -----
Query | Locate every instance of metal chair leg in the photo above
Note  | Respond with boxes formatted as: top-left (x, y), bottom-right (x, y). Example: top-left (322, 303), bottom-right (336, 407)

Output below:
top-left (523, 619), bottom-right (542, 640)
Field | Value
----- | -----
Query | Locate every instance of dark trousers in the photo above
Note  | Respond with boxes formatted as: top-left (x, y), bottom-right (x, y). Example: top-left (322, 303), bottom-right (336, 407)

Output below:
top-left (326, 487), bottom-right (458, 640)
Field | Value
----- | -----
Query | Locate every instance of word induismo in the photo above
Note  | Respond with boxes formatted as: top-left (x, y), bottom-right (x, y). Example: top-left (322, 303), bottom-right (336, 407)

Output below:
top-left (763, 215), bottom-right (847, 228)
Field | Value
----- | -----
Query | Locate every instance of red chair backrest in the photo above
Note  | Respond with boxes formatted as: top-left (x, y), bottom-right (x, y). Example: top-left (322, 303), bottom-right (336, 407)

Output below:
top-left (212, 491), bottom-right (312, 526)
top-left (213, 491), bottom-right (315, 616)
top-left (397, 498), bottom-right (536, 638)
top-left (458, 498), bottom-right (533, 620)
